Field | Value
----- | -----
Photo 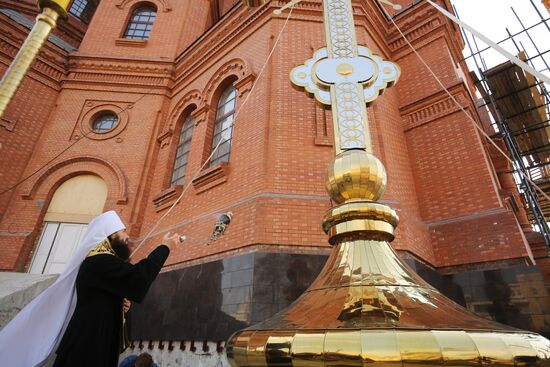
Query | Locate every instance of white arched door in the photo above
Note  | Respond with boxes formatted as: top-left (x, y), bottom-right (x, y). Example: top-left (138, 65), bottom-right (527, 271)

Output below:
top-left (29, 175), bottom-right (108, 274)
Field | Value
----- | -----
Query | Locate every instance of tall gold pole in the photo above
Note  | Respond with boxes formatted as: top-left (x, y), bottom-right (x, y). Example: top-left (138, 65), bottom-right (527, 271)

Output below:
top-left (0, 0), bottom-right (70, 119)
top-left (227, 1), bottom-right (550, 366)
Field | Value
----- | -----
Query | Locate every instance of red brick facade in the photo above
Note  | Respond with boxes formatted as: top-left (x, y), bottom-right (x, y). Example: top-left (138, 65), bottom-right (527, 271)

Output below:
top-left (0, 0), bottom-right (541, 274)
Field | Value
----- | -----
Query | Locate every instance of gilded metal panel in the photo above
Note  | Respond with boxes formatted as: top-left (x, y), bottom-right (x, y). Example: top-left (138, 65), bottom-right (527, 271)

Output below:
top-left (325, 331), bottom-right (363, 366)
top-left (432, 330), bottom-right (480, 367)
top-left (360, 330), bottom-right (401, 367)
top-left (500, 333), bottom-right (540, 367)
top-left (266, 333), bottom-right (295, 367)
top-left (396, 331), bottom-right (444, 367)
top-left (229, 331), bottom-right (255, 367)
top-left (360, 286), bottom-right (392, 325)
top-left (469, 333), bottom-right (515, 367)
top-left (248, 332), bottom-right (270, 366)
top-left (350, 239), bottom-right (362, 285)
top-left (521, 334), bottom-right (550, 363)
top-left (291, 332), bottom-right (326, 367)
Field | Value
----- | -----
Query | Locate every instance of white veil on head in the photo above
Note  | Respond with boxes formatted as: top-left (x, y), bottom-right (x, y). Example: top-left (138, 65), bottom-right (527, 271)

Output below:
top-left (0, 210), bottom-right (125, 367)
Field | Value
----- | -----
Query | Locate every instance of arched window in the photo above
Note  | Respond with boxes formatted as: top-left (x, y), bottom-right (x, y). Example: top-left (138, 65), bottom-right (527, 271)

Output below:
top-left (171, 114), bottom-right (195, 186)
top-left (68, 0), bottom-right (98, 23)
top-left (29, 175), bottom-right (107, 274)
top-left (123, 5), bottom-right (157, 40)
top-left (69, 0), bottom-right (88, 17)
top-left (210, 86), bottom-right (237, 166)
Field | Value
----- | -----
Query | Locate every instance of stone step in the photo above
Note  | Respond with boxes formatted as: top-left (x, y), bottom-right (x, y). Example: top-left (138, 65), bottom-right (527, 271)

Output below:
top-left (0, 272), bottom-right (57, 330)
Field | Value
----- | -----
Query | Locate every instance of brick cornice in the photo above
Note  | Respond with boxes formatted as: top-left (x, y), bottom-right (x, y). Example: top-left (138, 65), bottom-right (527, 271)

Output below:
top-left (65, 55), bottom-right (174, 88)
top-left (389, 6), bottom-right (441, 55)
top-left (68, 55), bottom-right (174, 74)
top-left (400, 82), bottom-right (472, 132)
top-left (389, 0), bottom-right (464, 64)
top-left (65, 71), bottom-right (168, 88)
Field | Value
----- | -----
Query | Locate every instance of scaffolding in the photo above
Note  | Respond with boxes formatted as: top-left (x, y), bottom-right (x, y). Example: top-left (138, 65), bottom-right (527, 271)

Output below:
top-left (458, 0), bottom-right (550, 248)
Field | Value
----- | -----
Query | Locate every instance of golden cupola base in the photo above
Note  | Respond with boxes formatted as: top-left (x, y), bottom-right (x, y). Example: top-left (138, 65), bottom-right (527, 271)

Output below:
top-left (226, 150), bottom-right (550, 367)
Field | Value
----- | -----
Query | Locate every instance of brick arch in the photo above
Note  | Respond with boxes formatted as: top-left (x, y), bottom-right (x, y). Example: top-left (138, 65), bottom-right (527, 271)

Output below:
top-left (202, 58), bottom-right (255, 104)
top-left (22, 156), bottom-right (128, 204)
top-left (167, 89), bottom-right (203, 131)
top-left (116, 0), bottom-right (172, 12)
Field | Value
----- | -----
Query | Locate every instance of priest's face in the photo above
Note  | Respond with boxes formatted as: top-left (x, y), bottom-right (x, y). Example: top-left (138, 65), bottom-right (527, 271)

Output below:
top-left (109, 229), bottom-right (130, 261)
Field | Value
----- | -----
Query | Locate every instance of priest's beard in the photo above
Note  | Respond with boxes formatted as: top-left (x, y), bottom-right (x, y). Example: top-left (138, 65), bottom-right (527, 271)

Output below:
top-left (109, 234), bottom-right (130, 261)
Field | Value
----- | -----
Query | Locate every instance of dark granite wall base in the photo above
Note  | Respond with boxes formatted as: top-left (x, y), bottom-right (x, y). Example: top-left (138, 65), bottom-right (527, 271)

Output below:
top-left (129, 251), bottom-right (550, 341)
top-left (128, 252), bottom-right (326, 340)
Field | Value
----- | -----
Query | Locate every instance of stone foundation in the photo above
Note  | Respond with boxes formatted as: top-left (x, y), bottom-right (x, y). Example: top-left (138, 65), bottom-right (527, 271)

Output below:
top-left (120, 341), bottom-right (229, 367)
top-left (0, 272), bottom-right (57, 329)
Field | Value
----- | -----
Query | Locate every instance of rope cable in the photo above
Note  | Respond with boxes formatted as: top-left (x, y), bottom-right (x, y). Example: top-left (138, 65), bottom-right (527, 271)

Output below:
top-left (129, 4), bottom-right (296, 257)
top-left (0, 89), bottom-right (156, 197)
top-left (377, 0), bottom-right (550, 205)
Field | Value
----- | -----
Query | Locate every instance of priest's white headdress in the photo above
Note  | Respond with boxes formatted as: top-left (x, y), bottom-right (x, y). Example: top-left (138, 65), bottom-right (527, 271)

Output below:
top-left (0, 210), bottom-right (125, 367)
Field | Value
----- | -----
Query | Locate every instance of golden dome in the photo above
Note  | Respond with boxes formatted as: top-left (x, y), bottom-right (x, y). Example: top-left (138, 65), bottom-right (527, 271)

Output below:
top-left (227, 148), bottom-right (550, 366)
top-left (228, 238), bottom-right (550, 367)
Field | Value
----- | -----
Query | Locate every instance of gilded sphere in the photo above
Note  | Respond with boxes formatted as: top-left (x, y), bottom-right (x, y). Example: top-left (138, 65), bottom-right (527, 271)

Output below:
top-left (326, 150), bottom-right (387, 203)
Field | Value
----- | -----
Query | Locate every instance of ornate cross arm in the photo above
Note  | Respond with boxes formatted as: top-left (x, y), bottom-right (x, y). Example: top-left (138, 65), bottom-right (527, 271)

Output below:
top-left (290, 0), bottom-right (400, 154)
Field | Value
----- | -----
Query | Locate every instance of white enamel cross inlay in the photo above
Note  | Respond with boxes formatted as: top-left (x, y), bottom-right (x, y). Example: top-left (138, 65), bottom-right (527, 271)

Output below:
top-left (290, 0), bottom-right (400, 152)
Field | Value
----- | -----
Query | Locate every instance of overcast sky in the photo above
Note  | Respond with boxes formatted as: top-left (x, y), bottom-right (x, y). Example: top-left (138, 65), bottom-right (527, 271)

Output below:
top-left (450, 0), bottom-right (549, 83)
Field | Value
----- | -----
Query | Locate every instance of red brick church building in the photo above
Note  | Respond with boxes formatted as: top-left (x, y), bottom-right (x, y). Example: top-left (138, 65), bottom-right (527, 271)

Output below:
top-left (1, 0), bottom-right (549, 344)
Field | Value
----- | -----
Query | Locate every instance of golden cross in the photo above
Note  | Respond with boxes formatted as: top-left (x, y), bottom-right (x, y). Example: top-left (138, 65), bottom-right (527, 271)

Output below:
top-left (290, 0), bottom-right (400, 154)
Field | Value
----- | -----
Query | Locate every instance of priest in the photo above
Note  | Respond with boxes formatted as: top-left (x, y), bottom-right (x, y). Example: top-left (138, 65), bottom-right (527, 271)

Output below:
top-left (0, 210), bottom-right (180, 367)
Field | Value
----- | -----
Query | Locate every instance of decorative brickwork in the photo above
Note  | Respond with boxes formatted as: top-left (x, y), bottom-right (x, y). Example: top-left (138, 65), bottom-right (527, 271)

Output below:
top-left (0, 0), bottom-right (541, 277)
top-left (0, 116), bottom-right (16, 131)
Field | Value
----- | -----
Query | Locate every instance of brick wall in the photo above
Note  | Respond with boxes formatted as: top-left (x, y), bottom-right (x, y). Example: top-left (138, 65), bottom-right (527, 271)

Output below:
top-left (0, 0), bottom-right (536, 272)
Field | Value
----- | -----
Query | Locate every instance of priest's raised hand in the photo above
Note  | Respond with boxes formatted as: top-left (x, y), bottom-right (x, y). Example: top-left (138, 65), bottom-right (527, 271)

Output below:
top-left (52, 224), bottom-right (181, 367)
top-left (0, 211), bottom-right (181, 367)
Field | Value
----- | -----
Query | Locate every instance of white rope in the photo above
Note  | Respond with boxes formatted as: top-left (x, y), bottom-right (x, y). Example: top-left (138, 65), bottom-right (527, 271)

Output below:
top-left (130, 4), bottom-right (296, 258)
top-left (377, 0), bottom-right (550, 205)
top-left (427, 0), bottom-right (550, 87)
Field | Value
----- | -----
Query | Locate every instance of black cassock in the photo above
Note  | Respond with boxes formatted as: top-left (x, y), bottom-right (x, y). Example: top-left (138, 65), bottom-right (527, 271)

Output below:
top-left (53, 245), bottom-right (170, 367)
